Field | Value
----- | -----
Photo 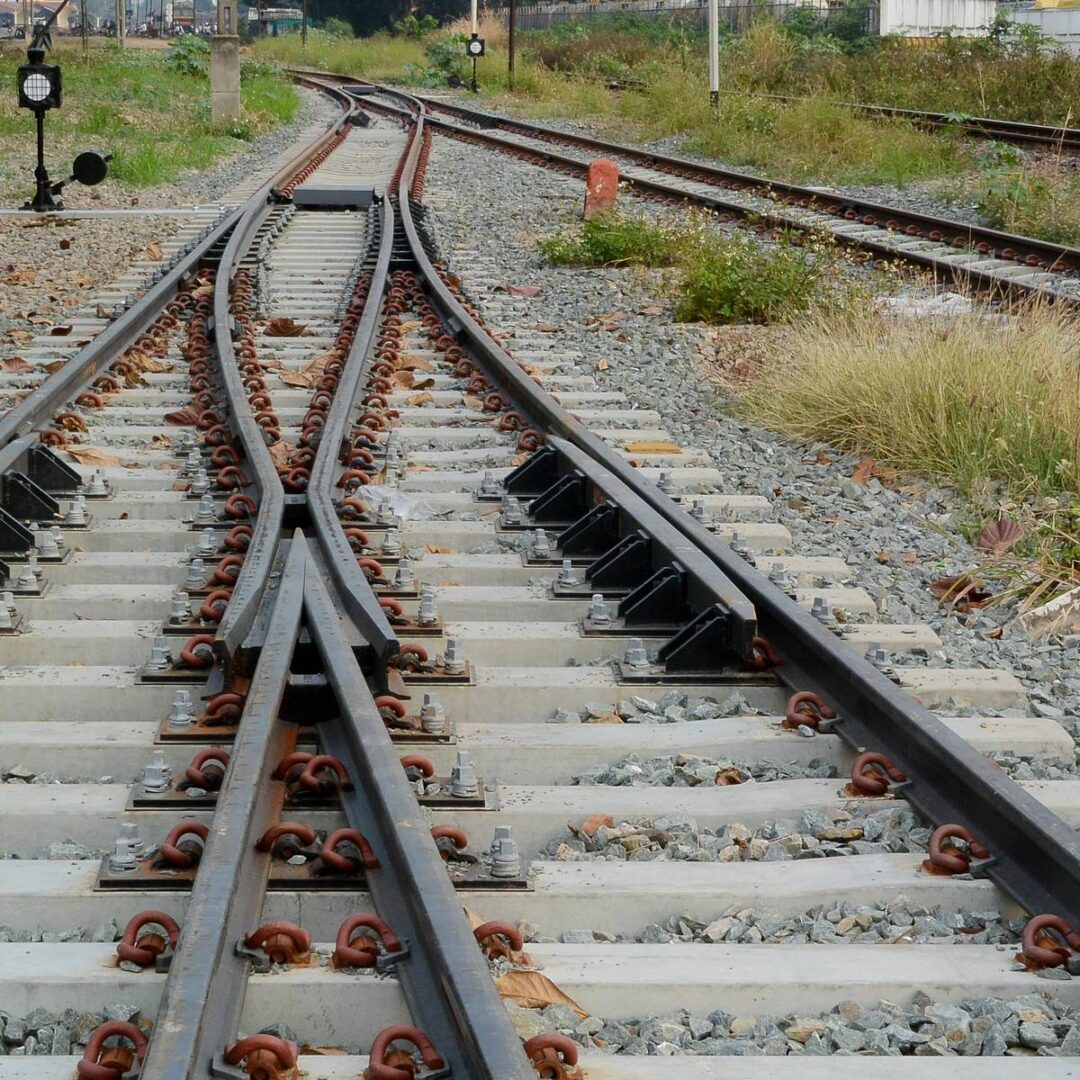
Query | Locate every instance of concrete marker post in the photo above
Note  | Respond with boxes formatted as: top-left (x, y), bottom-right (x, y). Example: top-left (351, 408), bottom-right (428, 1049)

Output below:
top-left (708, 0), bottom-right (719, 106)
top-left (211, 0), bottom-right (240, 126)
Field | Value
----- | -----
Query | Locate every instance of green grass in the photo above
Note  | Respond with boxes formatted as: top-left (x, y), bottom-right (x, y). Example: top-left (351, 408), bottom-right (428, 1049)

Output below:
top-left (974, 169), bottom-right (1080, 247)
top-left (0, 42), bottom-right (298, 192)
top-left (539, 213), bottom-right (679, 267)
top-left (539, 211), bottom-right (841, 324)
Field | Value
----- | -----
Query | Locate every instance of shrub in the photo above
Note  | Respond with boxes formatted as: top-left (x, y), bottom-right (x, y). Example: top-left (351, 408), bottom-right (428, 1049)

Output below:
top-left (674, 231), bottom-right (828, 324)
top-left (323, 16), bottom-right (354, 38)
top-left (539, 213), bottom-right (679, 266)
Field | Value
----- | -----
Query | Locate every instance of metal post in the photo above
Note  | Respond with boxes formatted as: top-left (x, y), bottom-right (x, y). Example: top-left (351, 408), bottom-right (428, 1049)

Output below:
top-left (31, 111), bottom-right (58, 211)
top-left (21, 0), bottom-right (29, 37)
top-left (470, 0), bottom-right (478, 37)
top-left (115, 0), bottom-right (124, 42)
top-left (301, 0), bottom-right (307, 45)
top-left (508, 0), bottom-right (516, 88)
top-left (708, 0), bottom-right (719, 106)
top-left (80, 0), bottom-right (88, 50)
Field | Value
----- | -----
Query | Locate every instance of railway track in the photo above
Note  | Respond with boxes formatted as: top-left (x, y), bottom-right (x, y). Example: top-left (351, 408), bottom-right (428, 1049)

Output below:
top-left (0, 74), bottom-right (1078, 1078)
top-left (332, 83), bottom-right (1080, 309)
top-left (721, 92), bottom-right (1080, 156)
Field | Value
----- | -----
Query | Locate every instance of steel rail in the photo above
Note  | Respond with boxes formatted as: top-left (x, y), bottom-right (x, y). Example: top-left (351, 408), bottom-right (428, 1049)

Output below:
top-left (0, 210), bottom-right (236, 451)
top-left (721, 90), bottom-right (1080, 154)
top-left (306, 166), bottom-right (399, 667)
top-left (304, 547), bottom-right (536, 1080)
top-left (411, 93), bottom-right (1080, 274)
top-left (384, 89), bottom-right (759, 658)
top-left (214, 92), bottom-right (361, 662)
top-left (141, 536), bottom-right (306, 1080)
top-left (339, 89), bottom-right (1080, 308)
top-left (380, 88), bottom-right (1080, 928)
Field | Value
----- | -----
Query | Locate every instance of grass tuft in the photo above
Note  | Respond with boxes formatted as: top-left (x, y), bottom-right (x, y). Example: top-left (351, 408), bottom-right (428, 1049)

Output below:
top-left (539, 211), bottom-right (840, 324)
top-left (738, 304), bottom-right (1080, 498)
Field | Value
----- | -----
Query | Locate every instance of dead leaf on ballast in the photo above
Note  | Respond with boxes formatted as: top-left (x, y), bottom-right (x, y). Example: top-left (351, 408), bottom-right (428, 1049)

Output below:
top-left (850, 456), bottom-right (877, 485)
top-left (622, 441), bottom-right (681, 454)
top-left (929, 573), bottom-right (993, 612)
top-left (1, 356), bottom-right (32, 373)
top-left (494, 971), bottom-right (588, 1017)
top-left (268, 441), bottom-right (290, 469)
top-left (65, 447), bottom-right (121, 467)
top-left (977, 517), bottom-right (1023, 557)
top-left (265, 317), bottom-right (308, 337)
top-left (164, 409), bottom-right (199, 426)
top-left (405, 392), bottom-right (434, 407)
top-left (145, 242), bottom-right (164, 261)
top-left (424, 544), bottom-right (457, 554)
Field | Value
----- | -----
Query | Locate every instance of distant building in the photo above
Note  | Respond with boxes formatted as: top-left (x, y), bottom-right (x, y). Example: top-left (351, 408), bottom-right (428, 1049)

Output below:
top-left (247, 4), bottom-right (302, 33)
top-left (0, 0), bottom-right (73, 32)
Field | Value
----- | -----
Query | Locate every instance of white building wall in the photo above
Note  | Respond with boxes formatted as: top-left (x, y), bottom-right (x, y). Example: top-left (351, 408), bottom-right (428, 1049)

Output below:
top-left (879, 0), bottom-right (997, 34)
top-left (1000, 2), bottom-right (1080, 53)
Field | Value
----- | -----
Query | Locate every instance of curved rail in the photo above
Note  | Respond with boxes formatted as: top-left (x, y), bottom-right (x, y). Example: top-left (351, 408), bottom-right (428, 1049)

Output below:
top-left (360, 82), bottom-right (1080, 930)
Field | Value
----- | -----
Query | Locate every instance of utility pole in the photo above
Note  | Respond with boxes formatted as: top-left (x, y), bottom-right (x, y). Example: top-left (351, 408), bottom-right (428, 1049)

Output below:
top-left (301, 0), bottom-right (307, 45)
top-left (115, 0), bottom-right (125, 43)
top-left (708, 0), bottom-right (718, 105)
top-left (80, 0), bottom-right (88, 50)
top-left (508, 0), bottom-right (516, 88)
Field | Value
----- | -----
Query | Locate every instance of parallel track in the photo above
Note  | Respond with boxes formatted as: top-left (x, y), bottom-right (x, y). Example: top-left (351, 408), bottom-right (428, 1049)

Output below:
top-left (0, 73), bottom-right (1077, 1079)
top-left (346, 84), bottom-right (1080, 308)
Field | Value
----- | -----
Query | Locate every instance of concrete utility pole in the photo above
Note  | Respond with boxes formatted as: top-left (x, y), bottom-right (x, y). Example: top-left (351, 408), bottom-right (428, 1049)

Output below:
top-left (80, 0), bottom-right (88, 51)
top-left (508, 0), bottom-right (516, 87)
top-left (301, 0), bottom-right (307, 46)
top-left (211, 0), bottom-right (240, 124)
top-left (115, 0), bottom-right (125, 43)
top-left (708, 0), bottom-right (719, 105)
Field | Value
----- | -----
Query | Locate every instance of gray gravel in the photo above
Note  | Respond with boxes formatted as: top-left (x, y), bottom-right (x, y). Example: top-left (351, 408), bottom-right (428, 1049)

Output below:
top-left (551, 689), bottom-right (761, 725)
top-left (573, 752), bottom-right (837, 786)
top-left (0, 1003), bottom-right (147, 1057)
top-left (422, 134), bottom-right (1080, 762)
top-left (545, 807), bottom-right (931, 863)
top-left (541, 895), bottom-right (1022, 946)
top-left (505, 990), bottom-right (1080, 1056)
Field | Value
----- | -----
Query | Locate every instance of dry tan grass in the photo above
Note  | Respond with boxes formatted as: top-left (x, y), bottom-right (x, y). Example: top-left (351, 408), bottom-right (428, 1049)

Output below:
top-left (739, 302), bottom-right (1080, 499)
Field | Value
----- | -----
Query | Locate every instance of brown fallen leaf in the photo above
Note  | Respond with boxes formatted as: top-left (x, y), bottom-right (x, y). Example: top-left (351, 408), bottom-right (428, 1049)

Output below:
top-left (503, 284), bottom-right (541, 298)
top-left (398, 353), bottom-right (434, 372)
top-left (65, 447), bottom-right (121, 467)
top-left (929, 573), bottom-right (993, 612)
top-left (424, 544), bottom-right (457, 555)
top-left (265, 317), bottom-right (308, 337)
top-left (596, 359), bottom-right (610, 372)
top-left (399, 319), bottom-right (422, 334)
top-left (814, 450), bottom-right (833, 465)
top-left (851, 456), bottom-right (876, 485)
top-left (390, 370), bottom-right (415, 390)
top-left (1, 357), bottom-right (32, 373)
top-left (577, 813), bottom-right (614, 838)
top-left (151, 434), bottom-right (172, 448)
top-left (412, 377), bottom-right (435, 390)
top-left (405, 392), bottom-right (434, 407)
top-left (637, 304), bottom-right (664, 316)
top-left (137, 355), bottom-right (173, 374)
top-left (300, 1047), bottom-right (346, 1056)
top-left (77, 277), bottom-right (93, 289)
top-left (43, 360), bottom-right (65, 374)
top-left (164, 409), bottom-right (199, 426)
top-left (4, 270), bottom-right (37, 285)
top-left (60, 238), bottom-right (72, 251)
top-left (6, 330), bottom-right (33, 344)
top-left (278, 371), bottom-right (313, 388)
top-left (49, 325), bottom-right (73, 336)
top-left (507, 453), bottom-right (529, 467)
top-left (715, 767), bottom-right (745, 786)
top-left (977, 517), bottom-right (1023, 557)
top-left (535, 322), bottom-right (560, 333)
top-left (268, 441), bottom-right (290, 469)
top-left (145, 242), bottom-right (164, 261)
top-left (495, 971), bottom-right (588, 1017)
top-left (622, 440), bottom-right (681, 454)
top-left (876, 551), bottom-right (894, 564)
top-left (461, 394), bottom-right (484, 410)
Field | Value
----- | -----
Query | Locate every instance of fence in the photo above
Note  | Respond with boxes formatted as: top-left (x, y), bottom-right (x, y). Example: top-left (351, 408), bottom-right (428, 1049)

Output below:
top-left (509, 0), bottom-right (878, 34)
